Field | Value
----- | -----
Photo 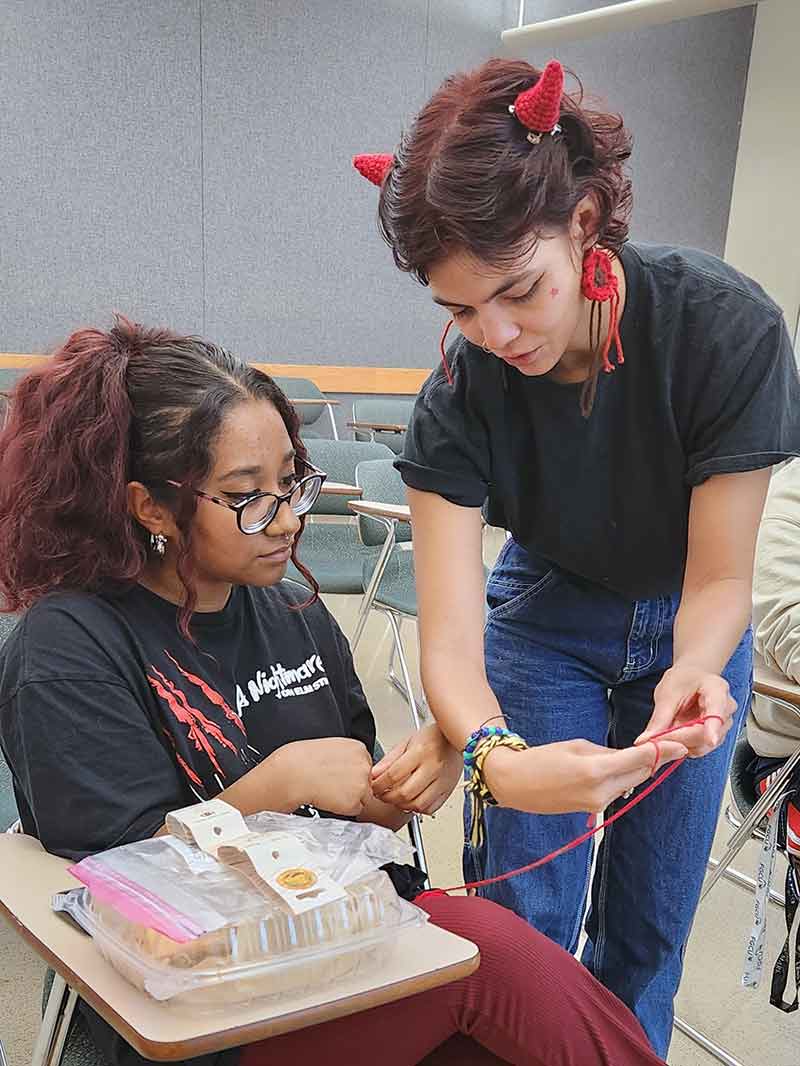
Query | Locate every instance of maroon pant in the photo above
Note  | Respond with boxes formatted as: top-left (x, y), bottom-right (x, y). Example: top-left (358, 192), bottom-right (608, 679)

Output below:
top-left (240, 894), bottom-right (665, 1066)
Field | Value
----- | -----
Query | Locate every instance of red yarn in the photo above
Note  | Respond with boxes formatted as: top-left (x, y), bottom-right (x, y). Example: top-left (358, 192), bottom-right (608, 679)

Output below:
top-left (352, 153), bottom-right (394, 187)
top-left (439, 319), bottom-right (455, 386)
top-left (582, 247), bottom-right (624, 373)
top-left (511, 60), bottom-right (563, 135)
top-left (417, 714), bottom-right (724, 901)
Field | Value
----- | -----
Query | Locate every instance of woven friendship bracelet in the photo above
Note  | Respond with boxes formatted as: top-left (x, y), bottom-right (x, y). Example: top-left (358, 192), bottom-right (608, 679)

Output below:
top-left (465, 732), bottom-right (529, 848)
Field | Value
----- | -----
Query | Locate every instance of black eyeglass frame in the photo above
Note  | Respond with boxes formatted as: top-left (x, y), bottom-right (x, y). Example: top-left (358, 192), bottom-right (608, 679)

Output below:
top-left (160, 461), bottom-right (327, 535)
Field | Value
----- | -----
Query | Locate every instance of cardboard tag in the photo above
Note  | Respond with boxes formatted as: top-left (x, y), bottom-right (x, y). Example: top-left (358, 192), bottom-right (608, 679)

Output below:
top-left (218, 831), bottom-right (347, 915)
top-left (165, 799), bottom-right (249, 857)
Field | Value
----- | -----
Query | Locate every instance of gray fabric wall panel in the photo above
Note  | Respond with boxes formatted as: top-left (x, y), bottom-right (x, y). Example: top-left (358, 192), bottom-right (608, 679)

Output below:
top-left (200, 1), bottom-right (515, 368)
top-left (504, 2), bottom-right (756, 254)
top-left (0, 0), bottom-right (203, 351)
top-left (1, 1), bottom-right (754, 369)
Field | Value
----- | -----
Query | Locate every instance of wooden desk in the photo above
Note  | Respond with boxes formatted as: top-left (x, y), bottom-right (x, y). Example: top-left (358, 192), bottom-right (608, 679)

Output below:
top-left (320, 483), bottom-right (362, 498)
top-left (290, 398), bottom-right (340, 407)
top-left (0, 835), bottom-right (478, 1062)
top-left (349, 501), bottom-right (411, 524)
top-left (347, 420), bottom-right (407, 435)
top-left (753, 656), bottom-right (800, 707)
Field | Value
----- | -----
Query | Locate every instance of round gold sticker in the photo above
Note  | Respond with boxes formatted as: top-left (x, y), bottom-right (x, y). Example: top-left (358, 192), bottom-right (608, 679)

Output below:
top-left (276, 867), bottom-right (318, 890)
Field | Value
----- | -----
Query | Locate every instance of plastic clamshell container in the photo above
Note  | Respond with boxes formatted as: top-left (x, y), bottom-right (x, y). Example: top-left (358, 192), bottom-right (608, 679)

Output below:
top-left (63, 833), bottom-right (426, 1008)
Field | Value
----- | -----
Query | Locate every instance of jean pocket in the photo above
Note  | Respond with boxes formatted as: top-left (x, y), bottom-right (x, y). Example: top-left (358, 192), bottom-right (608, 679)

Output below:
top-left (486, 568), bottom-right (557, 622)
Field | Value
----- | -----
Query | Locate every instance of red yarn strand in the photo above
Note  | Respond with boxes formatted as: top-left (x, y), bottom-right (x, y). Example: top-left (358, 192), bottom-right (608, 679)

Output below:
top-left (418, 715), bottom-right (724, 901)
top-left (439, 320), bottom-right (455, 386)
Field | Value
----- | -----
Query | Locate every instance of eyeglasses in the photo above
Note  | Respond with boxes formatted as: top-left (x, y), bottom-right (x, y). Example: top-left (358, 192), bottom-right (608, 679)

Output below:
top-left (162, 462), bottom-right (327, 535)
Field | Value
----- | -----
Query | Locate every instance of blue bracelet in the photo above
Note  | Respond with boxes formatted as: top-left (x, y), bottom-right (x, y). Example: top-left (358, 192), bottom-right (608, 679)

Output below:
top-left (463, 725), bottom-right (523, 768)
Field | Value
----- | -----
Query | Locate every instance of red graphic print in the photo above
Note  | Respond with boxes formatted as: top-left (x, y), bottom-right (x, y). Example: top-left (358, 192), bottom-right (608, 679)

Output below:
top-left (164, 651), bottom-right (245, 733)
top-left (147, 667), bottom-right (239, 777)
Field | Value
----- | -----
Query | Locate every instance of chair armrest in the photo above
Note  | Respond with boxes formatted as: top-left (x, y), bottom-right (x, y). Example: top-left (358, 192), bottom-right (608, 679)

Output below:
top-left (321, 482), bottom-right (362, 497)
top-left (347, 420), bottom-right (406, 434)
top-left (753, 656), bottom-right (800, 718)
top-left (349, 501), bottom-right (411, 523)
top-left (290, 397), bottom-right (341, 407)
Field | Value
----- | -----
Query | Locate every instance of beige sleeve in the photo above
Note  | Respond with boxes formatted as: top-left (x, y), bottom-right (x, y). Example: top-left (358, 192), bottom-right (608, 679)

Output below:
top-left (752, 465), bottom-right (800, 684)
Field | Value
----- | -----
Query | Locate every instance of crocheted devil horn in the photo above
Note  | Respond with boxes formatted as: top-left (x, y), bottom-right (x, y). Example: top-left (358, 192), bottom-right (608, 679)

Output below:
top-left (353, 154), bottom-right (394, 187)
top-left (511, 60), bottom-right (564, 134)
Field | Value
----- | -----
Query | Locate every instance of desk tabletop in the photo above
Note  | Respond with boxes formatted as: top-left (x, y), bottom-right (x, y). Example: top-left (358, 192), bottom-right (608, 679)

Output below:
top-left (754, 655), bottom-right (800, 708)
top-left (349, 501), bottom-right (412, 523)
top-left (320, 482), bottom-right (362, 497)
top-left (0, 834), bottom-right (478, 1062)
top-left (347, 420), bottom-right (407, 434)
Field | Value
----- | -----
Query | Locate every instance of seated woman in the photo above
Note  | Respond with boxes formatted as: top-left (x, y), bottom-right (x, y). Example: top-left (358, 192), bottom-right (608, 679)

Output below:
top-left (751, 459), bottom-right (800, 858)
top-left (0, 318), bottom-right (671, 1066)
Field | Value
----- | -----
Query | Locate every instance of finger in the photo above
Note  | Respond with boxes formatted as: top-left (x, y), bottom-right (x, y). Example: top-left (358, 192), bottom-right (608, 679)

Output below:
top-left (599, 740), bottom-right (688, 785)
top-left (636, 690), bottom-right (698, 744)
top-left (413, 785), bottom-right (452, 816)
top-left (373, 747), bottom-right (425, 791)
top-left (372, 737), bottom-right (410, 777)
top-left (374, 765), bottom-right (436, 808)
top-left (645, 721), bottom-right (707, 752)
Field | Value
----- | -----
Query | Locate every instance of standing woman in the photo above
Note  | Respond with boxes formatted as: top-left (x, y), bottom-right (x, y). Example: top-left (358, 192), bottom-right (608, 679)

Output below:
top-left (354, 58), bottom-right (800, 1055)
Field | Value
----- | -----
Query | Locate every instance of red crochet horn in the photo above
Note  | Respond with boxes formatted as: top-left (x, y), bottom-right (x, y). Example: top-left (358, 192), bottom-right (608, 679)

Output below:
top-left (510, 60), bottom-right (564, 143)
top-left (353, 154), bottom-right (394, 187)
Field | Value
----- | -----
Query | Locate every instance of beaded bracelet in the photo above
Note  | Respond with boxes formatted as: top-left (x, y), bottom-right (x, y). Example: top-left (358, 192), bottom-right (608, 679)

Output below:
top-left (464, 729), bottom-right (528, 848)
top-left (463, 724), bottom-right (521, 769)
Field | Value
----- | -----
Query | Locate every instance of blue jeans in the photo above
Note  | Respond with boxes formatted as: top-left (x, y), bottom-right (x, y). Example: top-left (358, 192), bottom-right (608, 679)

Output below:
top-left (468, 539), bottom-right (752, 1058)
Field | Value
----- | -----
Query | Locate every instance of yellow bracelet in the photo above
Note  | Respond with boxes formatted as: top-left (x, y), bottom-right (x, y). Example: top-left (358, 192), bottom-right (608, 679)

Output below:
top-left (464, 733), bottom-right (528, 849)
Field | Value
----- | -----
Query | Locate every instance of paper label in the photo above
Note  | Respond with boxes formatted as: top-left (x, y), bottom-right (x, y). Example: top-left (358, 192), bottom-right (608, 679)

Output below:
top-left (218, 831), bottom-right (347, 915)
top-left (165, 798), bottom-right (249, 857)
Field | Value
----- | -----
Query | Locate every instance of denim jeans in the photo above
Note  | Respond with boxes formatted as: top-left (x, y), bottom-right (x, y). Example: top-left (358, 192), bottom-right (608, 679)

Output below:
top-left (468, 539), bottom-right (752, 1058)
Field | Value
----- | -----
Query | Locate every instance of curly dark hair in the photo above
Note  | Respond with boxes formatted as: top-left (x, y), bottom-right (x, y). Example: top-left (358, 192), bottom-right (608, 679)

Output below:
top-left (0, 316), bottom-right (318, 635)
top-left (378, 58), bottom-right (633, 284)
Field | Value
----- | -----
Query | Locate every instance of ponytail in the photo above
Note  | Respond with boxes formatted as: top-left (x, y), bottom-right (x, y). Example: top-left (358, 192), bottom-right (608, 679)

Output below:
top-left (0, 320), bottom-right (144, 610)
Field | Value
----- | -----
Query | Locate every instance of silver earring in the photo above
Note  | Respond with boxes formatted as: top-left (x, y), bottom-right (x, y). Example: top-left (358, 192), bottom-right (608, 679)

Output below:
top-left (151, 532), bottom-right (167, 557)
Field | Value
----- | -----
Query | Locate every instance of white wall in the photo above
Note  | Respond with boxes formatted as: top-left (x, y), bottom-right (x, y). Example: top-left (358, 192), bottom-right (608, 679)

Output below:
top-left (725, 0), bottom-right (800, 341)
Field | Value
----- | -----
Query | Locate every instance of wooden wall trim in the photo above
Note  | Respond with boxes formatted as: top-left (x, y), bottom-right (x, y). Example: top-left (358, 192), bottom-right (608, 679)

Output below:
top-left (0, 355), bottom-right (430, 395)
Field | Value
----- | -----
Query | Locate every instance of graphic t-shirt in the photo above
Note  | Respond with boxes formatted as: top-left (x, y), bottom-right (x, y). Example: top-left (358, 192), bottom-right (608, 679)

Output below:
top-left (397, 242), bottom-right (800, 600)
top-left (0, 581), bottom-right (382, 1066)
top-left (0, 581), bottom-right (376, 861)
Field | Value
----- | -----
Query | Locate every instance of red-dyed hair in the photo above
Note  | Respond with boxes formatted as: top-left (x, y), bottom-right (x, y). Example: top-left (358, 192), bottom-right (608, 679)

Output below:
top-left (378, 58), bottom-right (633, 284)
top-left (0, 316), bottom-right (318, 635)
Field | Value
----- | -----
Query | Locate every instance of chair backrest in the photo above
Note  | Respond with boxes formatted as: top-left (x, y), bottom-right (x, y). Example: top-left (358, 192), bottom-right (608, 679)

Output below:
top-left (0, 614), bottom-right (20, 832)
top-left (352, 397), bottom-right (414, 455)
top-left (304, 439), bottom-right (394, 515)
top-left (355, 459), bottom-right (412, 546)
top-left (0, 367), bottom-right (29, 425)
top-left (271, 375), bottom-right (327, 428)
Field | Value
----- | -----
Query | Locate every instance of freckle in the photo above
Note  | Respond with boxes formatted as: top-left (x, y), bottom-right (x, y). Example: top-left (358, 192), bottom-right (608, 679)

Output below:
top-left (550, 287), bottom-right (559, 298)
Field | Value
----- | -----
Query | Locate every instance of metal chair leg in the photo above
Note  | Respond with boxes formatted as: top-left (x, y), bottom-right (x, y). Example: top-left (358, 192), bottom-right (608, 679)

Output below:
top-left (385, 611), bottom-right (423, 731)
top-left (32, 973), bottom-right (78, 1066)
top-left (706, 856), bottom-right (786, 907)
top-left (0, 1037), bottom-right (9, 1066)
top-left (408, 814), bottom-right (430, 888)
top-left (673, 1017), bottom-right (746, 1066)
top-left (326, 403), bottom-right (339, 441)
top-left (701, 745), bottom-right (800, 901)
top-left (351, 519), bottom-right (396, 651)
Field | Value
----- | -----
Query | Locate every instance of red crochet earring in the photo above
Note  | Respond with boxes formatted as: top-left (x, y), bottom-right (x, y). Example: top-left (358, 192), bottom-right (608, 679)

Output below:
top-left (582, 247), bottom-right (623, 373)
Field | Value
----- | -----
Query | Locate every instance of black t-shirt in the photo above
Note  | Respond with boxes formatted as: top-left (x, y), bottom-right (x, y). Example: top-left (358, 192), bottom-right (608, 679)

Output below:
top-left (0, 581), bottom-right (375, 861)
top-left (0, 581), bottom-right (378, 1066)
top-left (397, 242), bottom-right (800, 600)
